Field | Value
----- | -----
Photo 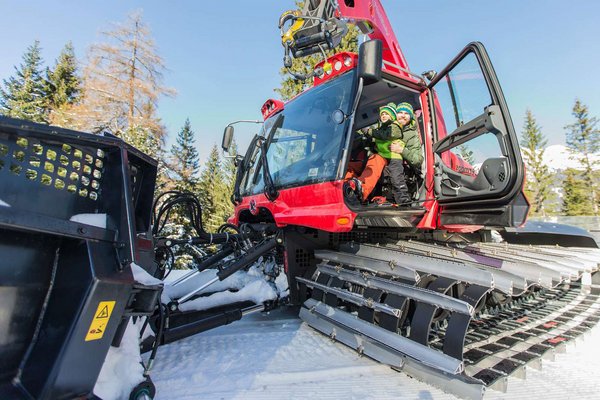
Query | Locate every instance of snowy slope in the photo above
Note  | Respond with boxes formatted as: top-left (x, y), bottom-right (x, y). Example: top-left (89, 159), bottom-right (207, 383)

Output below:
top-left (538, 144), bottom-right (600, 172)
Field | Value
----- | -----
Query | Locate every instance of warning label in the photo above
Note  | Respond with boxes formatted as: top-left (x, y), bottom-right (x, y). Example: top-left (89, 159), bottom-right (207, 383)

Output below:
top-left (96, 305), bottom-right (110, 318)
top-left (85, 301), bottom-right (116, 342)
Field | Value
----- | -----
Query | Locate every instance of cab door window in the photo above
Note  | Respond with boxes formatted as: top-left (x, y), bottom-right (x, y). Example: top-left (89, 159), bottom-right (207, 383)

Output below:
top-left (429, 45), bottom-right (522, 203)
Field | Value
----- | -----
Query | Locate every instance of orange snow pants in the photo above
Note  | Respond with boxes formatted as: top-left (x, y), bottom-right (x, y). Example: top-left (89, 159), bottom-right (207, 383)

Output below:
top-left (344, 153), bottom-right (388, 201)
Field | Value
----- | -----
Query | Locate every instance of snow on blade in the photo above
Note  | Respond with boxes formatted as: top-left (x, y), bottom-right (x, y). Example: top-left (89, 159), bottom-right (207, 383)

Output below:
top-left (178, 279), bottom-right (276, 312)
top-left (164, 265), bottom-right (271, 300)
top-left (93, 320), bottom-right (145, 400)
top-left (0, 199), bottom-right (10, 207)
top-left (70, 213), bottom-right (107, 229)
top-left (131, 262), bottom-right (171, 304)
top-left (95, 255), bottom-right (284, 399)
top-left (131, 262), bottom-right (163, 286)
top-left (169, 263), bottom-right (280, 313)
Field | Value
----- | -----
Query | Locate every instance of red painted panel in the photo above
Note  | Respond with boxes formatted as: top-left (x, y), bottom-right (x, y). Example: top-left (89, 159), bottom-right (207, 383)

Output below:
top-left (230, 181), bottom-right (357, 233)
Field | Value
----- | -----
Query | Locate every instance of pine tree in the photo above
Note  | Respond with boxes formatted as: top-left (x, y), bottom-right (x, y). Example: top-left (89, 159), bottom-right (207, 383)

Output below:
top-left (74, 11), bottom-right (174, 158)
top-left (46, 42), bottom-right (82, 127)
top-left (562, 168), bottom-right (591, 216)
top-left (198, 145), bottom-right (229, 232)
top-left (275, 1), bottom-right (360, 100)
top-left (520, 110), bottom-right (554, 216)
top-left (564, 99), bottom-right (599, 215)
top-left (0, 41), bottom-right (48, 123)
top-left (170, 118), bottom-right (201, 194)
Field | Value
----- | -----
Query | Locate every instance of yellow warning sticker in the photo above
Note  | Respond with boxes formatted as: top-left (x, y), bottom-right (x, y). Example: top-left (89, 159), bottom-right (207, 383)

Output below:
top-left (85, 301), bottom-right (116, 341)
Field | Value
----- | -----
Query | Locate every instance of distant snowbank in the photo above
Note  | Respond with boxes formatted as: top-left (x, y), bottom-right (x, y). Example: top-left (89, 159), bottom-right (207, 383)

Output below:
top-left (538, 144), bottom-right (600, 172)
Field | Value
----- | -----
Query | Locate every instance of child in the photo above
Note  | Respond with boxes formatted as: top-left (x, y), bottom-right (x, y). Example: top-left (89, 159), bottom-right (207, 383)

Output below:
top-left (368, 102), bottom-right (411, 204)
top-left (393, 102), bottom-right (423, 170)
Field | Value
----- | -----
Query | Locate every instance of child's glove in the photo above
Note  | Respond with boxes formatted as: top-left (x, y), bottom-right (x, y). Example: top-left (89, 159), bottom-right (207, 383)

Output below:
top-left (390, 139), bottom-right (405, 154)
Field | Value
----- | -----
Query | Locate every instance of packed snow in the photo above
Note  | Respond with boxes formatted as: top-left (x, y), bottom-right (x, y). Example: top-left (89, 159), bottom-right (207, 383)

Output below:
top-left (94, 257), bottom-right (285, 399)
top-left (0, 199), bottom-right (10, 207)
top-left (147, 306), bottom-right (600, 400)
top-left (93, 320), bottom-right (146, 400)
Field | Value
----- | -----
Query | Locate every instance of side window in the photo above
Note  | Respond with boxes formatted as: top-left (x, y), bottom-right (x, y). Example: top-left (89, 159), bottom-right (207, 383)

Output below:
top-left (431, 52), bottom-right (506, 182)
top-left (433, 52), bottom-right (492, 138)
top-left (241, 141), bottom-right (263, 195)
top-left (440, 132), bottom-right (503, 178)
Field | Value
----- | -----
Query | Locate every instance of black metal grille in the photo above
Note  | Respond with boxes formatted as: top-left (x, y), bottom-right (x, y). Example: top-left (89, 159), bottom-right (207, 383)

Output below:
top-left (0, 136), bottom-right (105, 202)
top-left (295, 248), bottom-right (312, 268)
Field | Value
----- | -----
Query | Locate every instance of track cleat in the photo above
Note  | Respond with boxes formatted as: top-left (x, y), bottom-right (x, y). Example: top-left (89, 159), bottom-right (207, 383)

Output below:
top-left (300, 241), bottom-right (600, 400)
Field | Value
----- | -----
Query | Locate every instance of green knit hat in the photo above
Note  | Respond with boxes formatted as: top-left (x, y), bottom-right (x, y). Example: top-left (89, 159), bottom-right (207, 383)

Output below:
top-left (379, 102), bottom-right (397, 121)
top-left (396, 102), bottom-right (414, 121)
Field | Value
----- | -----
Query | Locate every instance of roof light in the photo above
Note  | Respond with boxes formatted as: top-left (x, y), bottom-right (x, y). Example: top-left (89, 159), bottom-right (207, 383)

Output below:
top-left (261, 99), bottom-right (285, 120)
top-left (312, 52), bottom-right (358, 87)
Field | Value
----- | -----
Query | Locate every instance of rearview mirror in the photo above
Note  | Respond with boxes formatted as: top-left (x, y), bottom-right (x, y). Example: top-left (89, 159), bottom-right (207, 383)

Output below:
top-left (222, 125), bottom-right (234, 153)
top-left (358, 39), bottom-right (382, 85)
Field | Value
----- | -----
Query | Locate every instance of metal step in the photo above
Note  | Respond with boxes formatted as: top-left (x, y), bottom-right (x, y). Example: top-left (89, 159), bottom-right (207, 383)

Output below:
top-left (470, 242), bottom-right (589, 281)
top-left (485, 242), bottom-right (599, 272)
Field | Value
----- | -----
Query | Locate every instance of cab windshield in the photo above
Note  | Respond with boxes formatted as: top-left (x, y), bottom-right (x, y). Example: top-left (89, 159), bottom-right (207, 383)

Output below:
top-left (242, 70), bottom-right (356, 196)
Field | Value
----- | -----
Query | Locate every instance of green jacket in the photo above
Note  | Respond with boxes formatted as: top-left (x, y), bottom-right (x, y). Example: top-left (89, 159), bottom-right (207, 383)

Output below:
top-left (369, 121), bottom-right (404, 160)
top-left (368, 121), bottom-right (423, 167)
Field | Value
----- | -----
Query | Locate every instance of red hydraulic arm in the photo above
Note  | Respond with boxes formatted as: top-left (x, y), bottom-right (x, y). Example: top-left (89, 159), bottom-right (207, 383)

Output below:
top-left (336, 0), bottom-right (409, 75)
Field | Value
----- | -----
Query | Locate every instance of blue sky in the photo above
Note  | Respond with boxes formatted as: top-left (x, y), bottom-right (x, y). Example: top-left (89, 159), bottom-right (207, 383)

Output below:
top-left (1, 0), bottom-right (599, 163)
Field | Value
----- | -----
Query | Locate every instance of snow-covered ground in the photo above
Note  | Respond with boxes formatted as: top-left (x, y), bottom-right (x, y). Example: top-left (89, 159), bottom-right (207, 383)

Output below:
top-left (92, 259), bottom-right (600, 400)
top-left (147, 305), bottom-right (600, 400)
top-left (93, 226), bottom-right (600, 400)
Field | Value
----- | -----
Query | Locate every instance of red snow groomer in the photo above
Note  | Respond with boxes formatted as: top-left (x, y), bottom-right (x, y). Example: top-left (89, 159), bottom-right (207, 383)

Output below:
top-left (1, 1), bottom-right (599, 400)
top-left (217, 0), bottom-right (600, 398)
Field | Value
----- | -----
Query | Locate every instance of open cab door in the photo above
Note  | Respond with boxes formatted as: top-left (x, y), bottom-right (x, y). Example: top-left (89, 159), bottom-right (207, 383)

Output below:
top-left (428, 42), bottom-right (529, 228)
